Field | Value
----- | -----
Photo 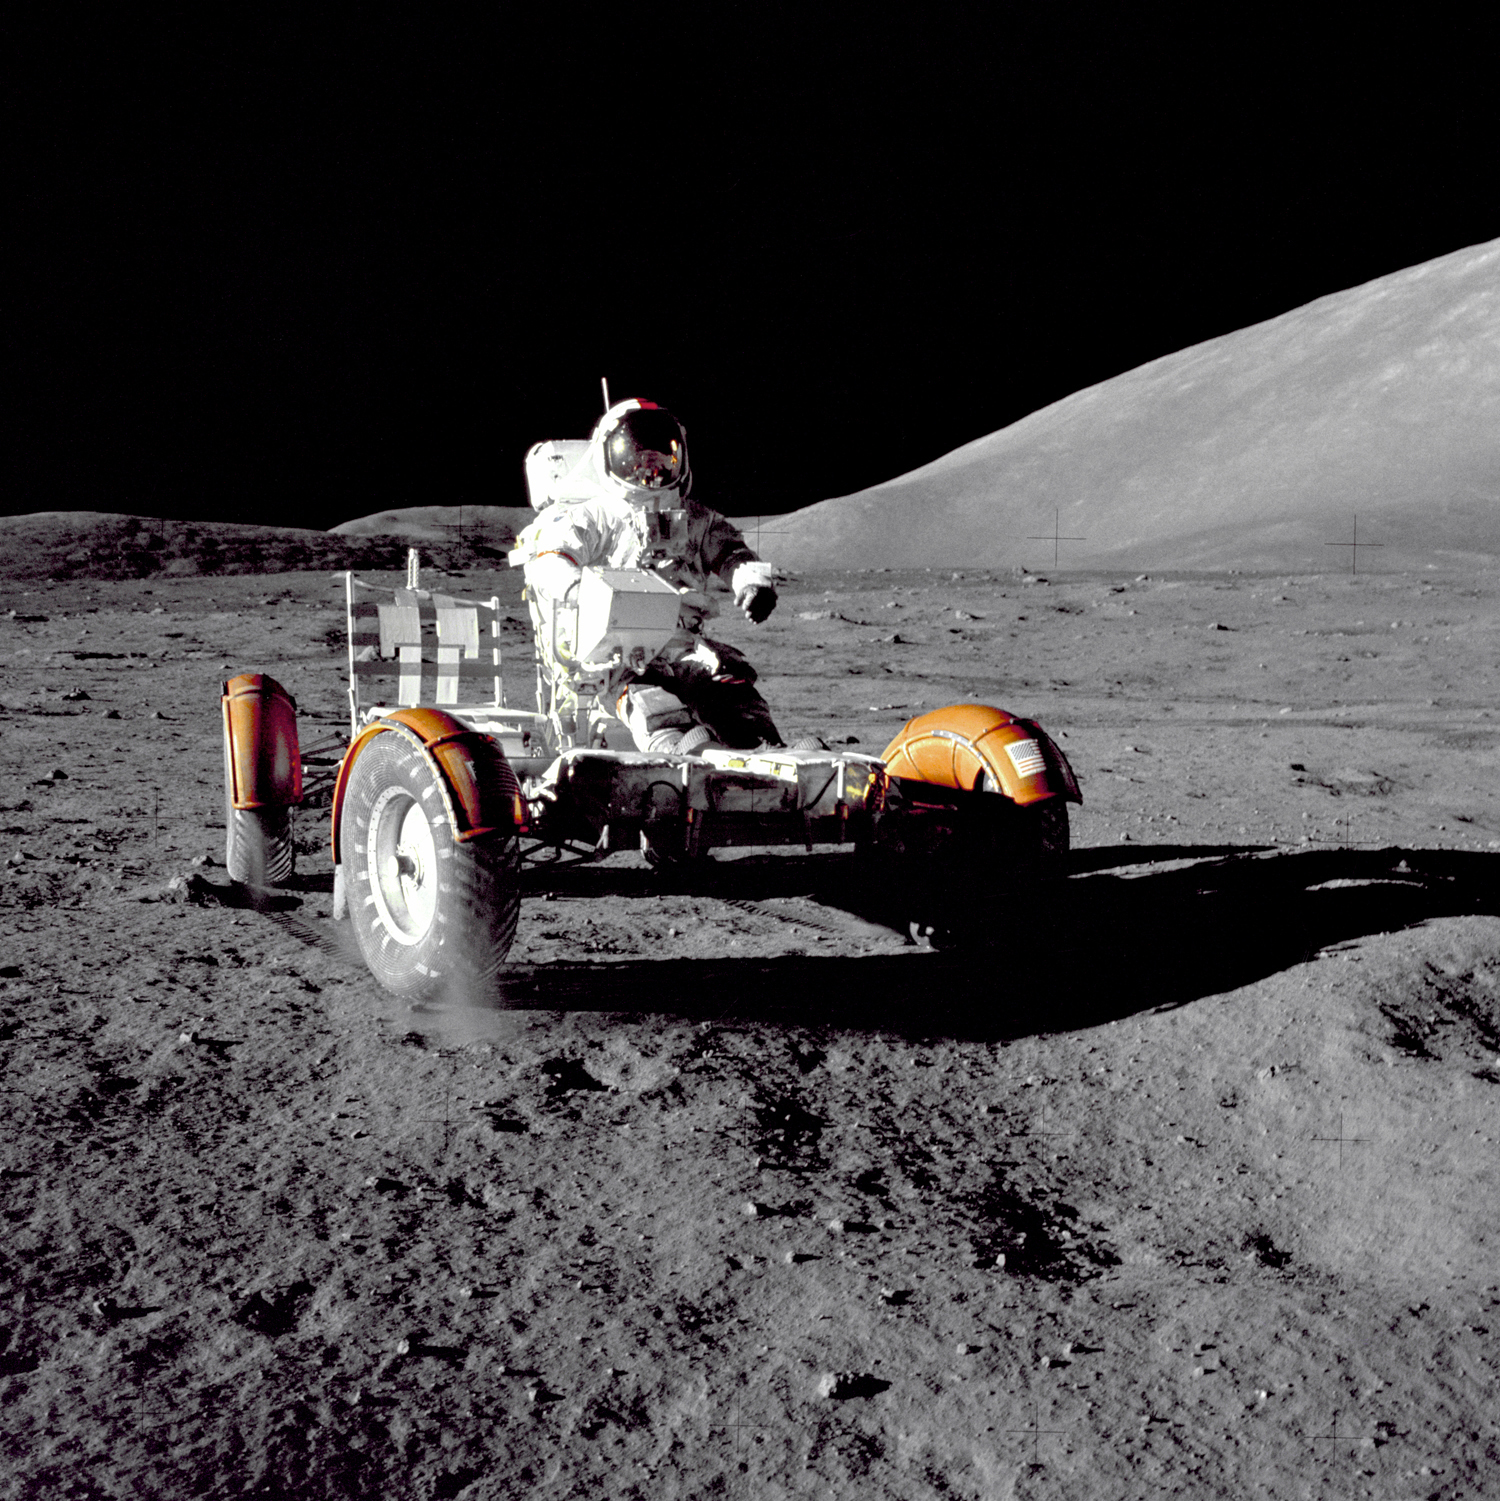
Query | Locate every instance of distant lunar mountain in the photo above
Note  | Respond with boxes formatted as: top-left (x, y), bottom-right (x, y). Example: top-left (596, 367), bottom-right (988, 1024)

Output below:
top-left (0, 508), bottom-right (529, 582)
top-left (1, 511), bottom-right (407, 581)
top-left (770, 238), bottom-right (1500, 573)
top-left (330, 505), bottom-right (532, 546)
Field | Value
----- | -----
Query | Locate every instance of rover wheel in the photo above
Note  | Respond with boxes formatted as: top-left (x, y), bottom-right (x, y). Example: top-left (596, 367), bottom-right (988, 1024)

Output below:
top-left (881, 794), bottom-right (1070, 948)
top-left (341, 731), bottom-right (519, 1006)
top-left (223, 739), bottom-right (294, 887)
top-left (1024, 797), bottom-right (1070, 881)
top-left (226, 806), bottom-right (295, 887)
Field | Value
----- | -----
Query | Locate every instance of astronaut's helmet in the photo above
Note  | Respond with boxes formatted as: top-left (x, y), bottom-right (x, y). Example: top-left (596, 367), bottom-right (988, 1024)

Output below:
top-left (596, 401), bottom-right (690, 503)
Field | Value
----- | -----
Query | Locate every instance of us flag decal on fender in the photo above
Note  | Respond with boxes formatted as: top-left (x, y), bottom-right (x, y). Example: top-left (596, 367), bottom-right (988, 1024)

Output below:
top-left (1005, 739), bottom-right (1047, 777)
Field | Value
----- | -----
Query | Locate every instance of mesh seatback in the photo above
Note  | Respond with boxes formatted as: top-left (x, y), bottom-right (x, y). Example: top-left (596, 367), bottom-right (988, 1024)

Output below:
top-left (345, 574), bottom-right (504, 727)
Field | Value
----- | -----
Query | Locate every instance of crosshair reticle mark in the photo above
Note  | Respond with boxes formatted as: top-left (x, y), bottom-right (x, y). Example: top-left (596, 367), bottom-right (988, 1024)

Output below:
top-left (1311, 1407), bottom-right (1370, 1468)
top-left (1311, 1103), bottom-right (1370, 1172)
top-left (415, 1051), bottom-right (464, 1157)
top-left (714, 1385), bottom-right (779, 1492)
top-left (1324, 514), bottom-right (1384, 575)
top-left (439, 507), bottom-right (507, 552)
top-left (1306, 810), bottom-right (1383, 849)
top-left (1010, 1101), bottom-right (1068, 1140)
top-left (1026, 509), bottom-right (1088, 569)
top-left (1005, 1398), bottom-right (1069, 1467)
top-left (739, 515), bottom-right (792, 557)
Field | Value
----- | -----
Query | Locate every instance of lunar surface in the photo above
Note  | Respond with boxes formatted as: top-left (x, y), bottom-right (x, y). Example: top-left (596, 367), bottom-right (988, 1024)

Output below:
top-left (2, 534), bottom-right (1499, 1499)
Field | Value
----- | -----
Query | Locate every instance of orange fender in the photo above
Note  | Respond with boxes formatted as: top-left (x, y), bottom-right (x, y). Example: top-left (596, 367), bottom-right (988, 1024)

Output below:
top-left (880, 703), bottom-right (1080, 806)
top-left (222, 673), bottom-right (302, 810)
top-left (330, 708), bottom-right (523, 865)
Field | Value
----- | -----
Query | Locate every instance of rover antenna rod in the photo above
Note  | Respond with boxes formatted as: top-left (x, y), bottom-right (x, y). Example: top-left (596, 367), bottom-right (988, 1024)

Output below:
top-left (600, 376), bottom-right (610, 412)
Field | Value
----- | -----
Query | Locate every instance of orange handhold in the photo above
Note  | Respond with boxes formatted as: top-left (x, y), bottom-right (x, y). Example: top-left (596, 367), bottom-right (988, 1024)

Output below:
top-left (330, 709), bottom-right (520, 864)
top-left (880, 703), bottom-right (1079, 806)
top-left (222, 673), bottom-right (302, 810)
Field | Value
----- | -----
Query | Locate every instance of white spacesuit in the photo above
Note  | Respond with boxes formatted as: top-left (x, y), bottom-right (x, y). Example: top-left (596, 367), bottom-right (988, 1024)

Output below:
top-left (512, 399), bottom-right (782, 752)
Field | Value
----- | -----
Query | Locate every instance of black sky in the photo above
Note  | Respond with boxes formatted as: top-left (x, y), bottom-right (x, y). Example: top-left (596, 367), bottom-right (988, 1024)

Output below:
top-left (7, 12), bottom-right (1498, 531)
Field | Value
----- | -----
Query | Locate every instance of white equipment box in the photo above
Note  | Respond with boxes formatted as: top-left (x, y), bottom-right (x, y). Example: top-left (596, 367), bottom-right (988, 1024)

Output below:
top-left (574, 569), bottom-right (683, 667)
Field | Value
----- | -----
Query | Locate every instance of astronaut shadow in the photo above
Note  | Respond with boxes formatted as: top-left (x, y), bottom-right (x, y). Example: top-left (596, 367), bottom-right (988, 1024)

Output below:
top-left (499, 845), bottom-right (1500, 1042)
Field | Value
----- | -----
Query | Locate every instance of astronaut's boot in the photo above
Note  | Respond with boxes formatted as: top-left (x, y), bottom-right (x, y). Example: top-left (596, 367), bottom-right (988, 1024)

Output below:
top-left (644, 724), bottom-right (717, 755)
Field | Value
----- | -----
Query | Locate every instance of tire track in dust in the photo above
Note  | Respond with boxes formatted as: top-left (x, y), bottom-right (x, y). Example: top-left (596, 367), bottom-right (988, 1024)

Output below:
top-left (716, 896), bottom-right (898, 946)
top-left (252, 904), bottom-right (365, 967)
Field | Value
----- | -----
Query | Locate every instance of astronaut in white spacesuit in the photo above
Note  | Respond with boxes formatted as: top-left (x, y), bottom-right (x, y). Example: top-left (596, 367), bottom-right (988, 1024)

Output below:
top-left (512, 399), bottom-right (783, 753)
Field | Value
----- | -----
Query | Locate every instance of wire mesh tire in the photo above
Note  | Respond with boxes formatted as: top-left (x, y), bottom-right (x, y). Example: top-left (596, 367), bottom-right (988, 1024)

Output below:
top-left (1024, 797), bottom-right (1070, 882)
top-left (872, 790), bottom-right (1071, 948)
top-left (226, 807), bottom-right (295, 887)
top-left (223, 738), bottom-right (295, 887)
top-left (340, 731), bottom-right (519, 1006)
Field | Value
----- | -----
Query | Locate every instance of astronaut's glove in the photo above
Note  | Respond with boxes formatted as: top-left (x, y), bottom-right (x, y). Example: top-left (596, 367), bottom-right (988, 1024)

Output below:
top-left (736, 584), bottom-right (777, 623)
top-left (730, 560), bottom-right (778, 623)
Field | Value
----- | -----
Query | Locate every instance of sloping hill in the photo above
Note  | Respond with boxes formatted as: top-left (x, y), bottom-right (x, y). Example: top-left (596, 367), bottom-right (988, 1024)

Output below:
top-left (0, 512), bottom-right (408, 582)
top-left (0, 509), bottom-right (530, 582)
top-left (330, 504), bottom-right (530, 549)
top-left (769, 238), bottom-right (1500, 572)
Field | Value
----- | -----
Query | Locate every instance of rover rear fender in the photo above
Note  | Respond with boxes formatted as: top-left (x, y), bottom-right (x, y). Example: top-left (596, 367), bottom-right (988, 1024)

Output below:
top-left (329, 708), bottom-right (523, 865)
top-left (222, 673), bottom-right (303, 810)
top-left (880, 703), bottom-right (1080, 806)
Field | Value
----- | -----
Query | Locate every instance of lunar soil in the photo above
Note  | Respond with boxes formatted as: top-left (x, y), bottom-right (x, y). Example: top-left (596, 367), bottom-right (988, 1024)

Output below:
top-left (2, 555), bottom-right (1498, 1499)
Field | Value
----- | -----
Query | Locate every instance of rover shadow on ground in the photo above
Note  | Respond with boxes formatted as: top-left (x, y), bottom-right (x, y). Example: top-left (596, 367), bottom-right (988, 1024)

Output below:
top-left (390, 844), bottom-right (1500, 1042)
